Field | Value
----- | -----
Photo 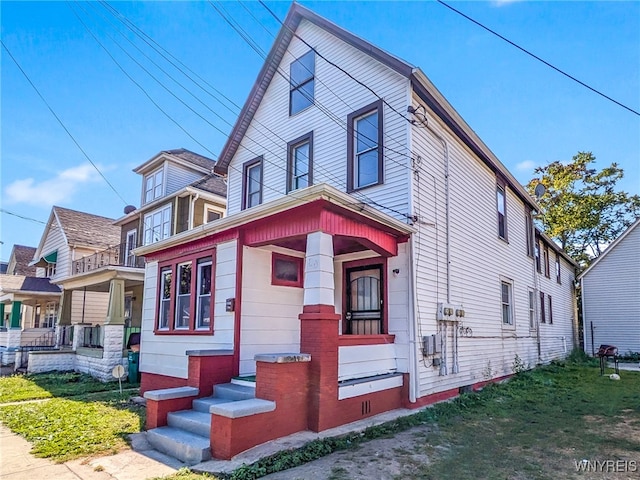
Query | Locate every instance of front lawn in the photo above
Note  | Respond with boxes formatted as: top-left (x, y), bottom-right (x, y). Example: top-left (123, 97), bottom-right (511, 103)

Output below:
top-left (156, 358), bottom-right (640, 480)
top-left (0, 372), bottom-right (128, 403)
top-left (0, 390), bottom-right (145, 462)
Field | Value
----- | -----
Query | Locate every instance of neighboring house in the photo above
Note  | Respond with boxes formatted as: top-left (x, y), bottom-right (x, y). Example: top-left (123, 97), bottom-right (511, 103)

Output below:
top-left (580, 218), bottom-right (640, 356)
top-left (135, 4), bottom-right (578, 463)
top-left (0, 244), bottom-right (61, 365)
top-left (7, 245), bottom-right (37, 276)
top-left (47, 148), bottom-right (226, 380)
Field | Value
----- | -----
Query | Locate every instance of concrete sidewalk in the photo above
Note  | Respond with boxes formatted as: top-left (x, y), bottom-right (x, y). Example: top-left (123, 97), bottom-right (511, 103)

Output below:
top-left (0, 425), bottom-right (182, 480)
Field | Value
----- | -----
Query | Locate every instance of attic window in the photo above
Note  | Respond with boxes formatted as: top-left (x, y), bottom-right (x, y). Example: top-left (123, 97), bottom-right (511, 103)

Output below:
top-left (144, 168), bottom-right (164, 204)
top-left (289, 50), bottom-right (315, 115)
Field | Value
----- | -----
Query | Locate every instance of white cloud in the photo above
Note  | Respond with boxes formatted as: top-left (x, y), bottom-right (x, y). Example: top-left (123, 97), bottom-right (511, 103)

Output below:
top-left (3, 163), bottom-right (103, 207)
top-left (516, 160), bottom-right (536, 172)
top-left (491, 0), bottom-right (522, 6)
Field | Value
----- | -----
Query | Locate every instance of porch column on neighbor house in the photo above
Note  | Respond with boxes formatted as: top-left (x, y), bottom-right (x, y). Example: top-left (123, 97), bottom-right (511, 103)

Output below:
top-left (58, 290), bottom-right (73, 326)
top-left (56, 291), bottom-right (73, 348)
top-left (9, 301), bottom-right (22, 329)
top-left (105, 279), bottom-right (125, 325)
top-left (299, 231), bottom-right (341, 432)
top-left (0, 304), bottom-right (5, 328)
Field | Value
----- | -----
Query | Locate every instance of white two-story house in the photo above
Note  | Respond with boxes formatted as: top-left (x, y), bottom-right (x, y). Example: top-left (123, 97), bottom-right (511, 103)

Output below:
top-left (135, 4), bottom-right (578, 463)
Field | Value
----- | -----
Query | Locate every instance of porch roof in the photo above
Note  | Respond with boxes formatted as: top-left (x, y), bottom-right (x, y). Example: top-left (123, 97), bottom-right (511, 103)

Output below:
top-left (53, 266), bottom-right (145, 293)
top-left (0, 274), bottom-right (62, 304)
top-left (135, 184), bottom-right (415, 260)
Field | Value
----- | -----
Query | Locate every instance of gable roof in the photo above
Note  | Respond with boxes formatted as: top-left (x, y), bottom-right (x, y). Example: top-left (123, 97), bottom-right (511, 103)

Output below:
top-left (214, 3), bottom-right (537, 212)
top-left (0, 274), bottom-right (61, 295)
top-left (578, 217), bottom-right (640, 280)
top-left (8, 245), bottom-right (37, 276)
top-left (54, 206), bottom-right (120, 248)
top-left (134, 148), bottom-right (216, 176)
top-left (189, 173), bottom-right (227, 198)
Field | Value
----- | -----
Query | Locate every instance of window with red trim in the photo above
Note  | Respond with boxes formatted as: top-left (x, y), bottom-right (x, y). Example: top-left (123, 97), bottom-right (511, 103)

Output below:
top-left (156, 251), bottom-right (215, 334)
top-left (271, 253), bottom-right (303, 287)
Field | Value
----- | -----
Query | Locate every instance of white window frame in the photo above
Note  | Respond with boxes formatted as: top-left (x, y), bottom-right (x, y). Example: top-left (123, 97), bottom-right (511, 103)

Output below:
top-left (204, 205), bottom-right (223, 224)
top-left (144, 167), bottom-right (164, 204)
top-left (125, 229), bottom-right (137, 267)
top-left (196, 260), bottom-right (212, 329)
top-left (500, 280), bottom-right (514, 327)
top-left (45, 262), bottom-right (57, 278)
top-left (43, 302), bottom-right (58, 329)
top-left (143, 204), bottom-right (172, 245)
top-left (174, 262), bottom-right (192, 329)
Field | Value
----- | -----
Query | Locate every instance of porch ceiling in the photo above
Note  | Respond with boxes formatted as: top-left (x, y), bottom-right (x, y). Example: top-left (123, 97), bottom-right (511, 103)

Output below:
top-left (54, 266), bottom-right (144, 293)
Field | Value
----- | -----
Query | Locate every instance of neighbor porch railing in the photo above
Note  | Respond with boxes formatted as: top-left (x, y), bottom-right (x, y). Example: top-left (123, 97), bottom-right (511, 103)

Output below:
top-left (72, 243), bottom-right (144, 275)
top-left (18, 329), bottom-right (59, 369)
top-left (81, 325), bottom-right (103, 348)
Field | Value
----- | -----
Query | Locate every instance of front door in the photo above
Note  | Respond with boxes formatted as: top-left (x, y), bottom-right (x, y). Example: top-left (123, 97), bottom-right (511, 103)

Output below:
top-left (345, 265), bottom-right (383, 334)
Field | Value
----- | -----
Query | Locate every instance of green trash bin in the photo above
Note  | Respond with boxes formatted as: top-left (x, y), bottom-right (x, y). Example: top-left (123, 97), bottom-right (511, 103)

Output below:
top-left (127, 351), bottom-right (140, 383)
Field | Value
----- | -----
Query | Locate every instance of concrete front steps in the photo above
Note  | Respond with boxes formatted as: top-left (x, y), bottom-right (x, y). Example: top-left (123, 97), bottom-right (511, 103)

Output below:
top-left (146, 381), bottom-right (258, 465)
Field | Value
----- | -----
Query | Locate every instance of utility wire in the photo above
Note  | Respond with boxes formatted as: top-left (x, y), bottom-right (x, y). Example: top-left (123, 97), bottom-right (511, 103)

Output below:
top-left (1, 41), bottom-right (129, 206)
top-left (436, 0), bottom-right (639, 117)
top-left (67, 1), bottom-right (217, 157)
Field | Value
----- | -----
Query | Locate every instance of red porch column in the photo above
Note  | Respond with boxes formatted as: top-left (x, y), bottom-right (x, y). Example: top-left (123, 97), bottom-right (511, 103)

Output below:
top-left (300, 231), bottom-right (340, 431)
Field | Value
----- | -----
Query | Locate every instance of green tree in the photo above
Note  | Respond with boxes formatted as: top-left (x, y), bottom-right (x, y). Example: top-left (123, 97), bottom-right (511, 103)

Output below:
top-left (526, 151), bottom-right (640, 267)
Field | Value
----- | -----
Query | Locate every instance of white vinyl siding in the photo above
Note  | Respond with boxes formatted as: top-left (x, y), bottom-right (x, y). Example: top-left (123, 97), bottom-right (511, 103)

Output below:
top-left (409, 91), bottom-right (576, 397)
top-left (225, 19), bottom-right (410, 222)
top-left (70, 291), bottom-right (109, 325)
top-left (165, 162), bottom-right (206, 196)
top-left (139, 240), bottom-right (238, 380)
top-left (582, 223), bottom-right (640, 355)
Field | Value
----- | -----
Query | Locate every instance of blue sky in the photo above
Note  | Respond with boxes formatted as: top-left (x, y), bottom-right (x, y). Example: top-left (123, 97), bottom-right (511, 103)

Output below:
top-left (1, 0), bottom-right (639, 262)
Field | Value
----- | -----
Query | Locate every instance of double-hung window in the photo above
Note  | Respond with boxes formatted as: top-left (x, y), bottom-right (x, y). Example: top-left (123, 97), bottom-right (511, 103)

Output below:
top-left (496, 179), bottom-right (507, 240)
top-left (555, 253), bottom-right (561, 283)
top-left (543, 244), bottom-right (550, 278)
top-left (348, 100), bottom-right (383, 191)
top-left (289, 50), bottom-right (315, 115)
top-left (158, 268), bottom-right (172, 329)
top-left (528, 289), bottom-right (536, 329)
top-left (540, 292), bottom-right (546, 323)
top-left (144, 204), bottom-right (172, 245)
top-left (144, 168), bottom-right (164, 204)
top-left (175, 263), bottom-right (192, 329)
top-left (43, 302), bottom-right (58, 328)
top-left (501, 281), bottom-right (513, 326)
top-left (156, 252), bottom-right (215, 334)
top-left (547, 295), bottom-right (553, 324)
top-left (535, 237), bottom-right (541, 273)
top-left (525, 208), bottom-right (534, 256)
top-left (242, 157), bottom-right (263, 209)
top-left (287, 132), bottom-right (313, 192)
top-left (196, 260), bottom-right (212, 329)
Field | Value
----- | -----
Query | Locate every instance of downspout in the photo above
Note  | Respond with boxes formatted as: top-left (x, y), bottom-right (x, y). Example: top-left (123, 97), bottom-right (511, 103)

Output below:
top-left (189, 193), bottom-right (200, 230)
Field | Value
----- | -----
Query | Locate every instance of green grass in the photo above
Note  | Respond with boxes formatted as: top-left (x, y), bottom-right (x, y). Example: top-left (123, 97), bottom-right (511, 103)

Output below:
top-left (0, 390), bottom-right (145, 462)
top-left (156, 356), bottom-right (640, 480)
top-left (0, 372), bottom-right (131, 403)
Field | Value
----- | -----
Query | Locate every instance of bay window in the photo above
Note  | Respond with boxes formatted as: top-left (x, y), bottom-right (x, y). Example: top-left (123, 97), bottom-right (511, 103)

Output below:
top-left (156, 251), bottom-right (215, 334)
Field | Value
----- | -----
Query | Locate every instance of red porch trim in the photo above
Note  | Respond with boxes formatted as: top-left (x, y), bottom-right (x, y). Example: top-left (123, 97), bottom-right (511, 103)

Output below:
top-left (145, 229), bottom-right (239, 263)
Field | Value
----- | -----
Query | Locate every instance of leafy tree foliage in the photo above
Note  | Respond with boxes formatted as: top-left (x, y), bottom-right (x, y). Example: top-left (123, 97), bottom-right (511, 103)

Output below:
top-left (526, 152), bottom-right (640, 267)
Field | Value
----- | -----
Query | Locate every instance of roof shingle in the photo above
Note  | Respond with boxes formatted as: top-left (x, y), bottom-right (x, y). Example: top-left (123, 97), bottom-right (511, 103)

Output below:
top-left (54, 206), bottom-right (120, 248)
top-left (10, 245), bottom-right (37, 276)
top-left (189, 173), bottom-right (227, 198)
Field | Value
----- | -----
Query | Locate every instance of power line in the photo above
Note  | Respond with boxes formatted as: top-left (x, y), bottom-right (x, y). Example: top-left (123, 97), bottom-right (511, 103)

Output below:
top-left (66, 1), bottom-right (218, 158)
top-left (1, 41), bottom-right (130, 206)
top-left (436, 0), bottom-right (639, 117)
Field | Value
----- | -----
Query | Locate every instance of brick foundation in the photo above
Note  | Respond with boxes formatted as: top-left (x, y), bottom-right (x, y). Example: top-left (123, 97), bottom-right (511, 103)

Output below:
top-left (210, 358), bottom-right (310, 459)
top-left (140, 372), bottom-right (187, 395)
top-left (187, 354), bottom-right (234, 397)
top-left (146, 395), bottom-right (195, 429)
